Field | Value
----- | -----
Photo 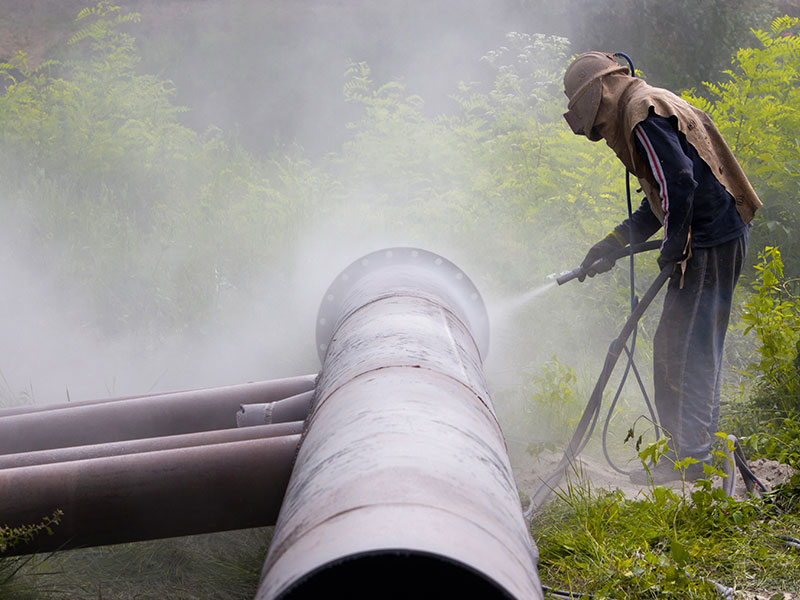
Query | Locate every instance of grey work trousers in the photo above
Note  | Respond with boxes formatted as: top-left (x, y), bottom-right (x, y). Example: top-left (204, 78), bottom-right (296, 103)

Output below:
top-left (653, 230), bottom-right (748, 463)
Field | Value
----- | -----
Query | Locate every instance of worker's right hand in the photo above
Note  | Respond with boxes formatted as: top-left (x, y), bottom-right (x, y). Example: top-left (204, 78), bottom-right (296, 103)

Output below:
top-left (579, 234), bottom-right (624, 281)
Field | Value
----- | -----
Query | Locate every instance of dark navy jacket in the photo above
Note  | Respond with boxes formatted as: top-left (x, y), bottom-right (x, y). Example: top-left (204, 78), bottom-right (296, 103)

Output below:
top-left (614, 112), bottom-right (747, 263)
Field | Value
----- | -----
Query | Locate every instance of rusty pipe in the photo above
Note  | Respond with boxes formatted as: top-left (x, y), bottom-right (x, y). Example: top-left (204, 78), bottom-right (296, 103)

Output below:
top-left (0, 374), bottom-right (316, 418)
top-left (256, 248), bottom-right (542, 600)
top-left (0, 387), bottom-right (194, 418)
top-left (0, 421), bottom-right (304, 470)
top-left (237, 390), bottom-right (314, 428)
top-left (0, 434), bottom-right (301, 555)
top-left (0, 375), bottom-right (315, 455)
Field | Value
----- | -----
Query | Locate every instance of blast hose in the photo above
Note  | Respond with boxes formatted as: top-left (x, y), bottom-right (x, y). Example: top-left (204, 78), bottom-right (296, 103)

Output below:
top-left (526, 261), bottom-right (673, 516)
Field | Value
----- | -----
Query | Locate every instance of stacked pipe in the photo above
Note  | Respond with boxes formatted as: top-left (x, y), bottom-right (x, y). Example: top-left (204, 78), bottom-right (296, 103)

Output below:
top-left (255, 248), bottom-right (542, 600)
top-left (0, 245), bottom-right (543, 600)
top-left (0, 375), bottom-right (315, 554)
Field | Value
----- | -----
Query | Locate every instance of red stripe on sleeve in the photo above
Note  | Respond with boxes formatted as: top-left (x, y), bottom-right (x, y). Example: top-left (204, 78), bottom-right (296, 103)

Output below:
top-left (635, 124), bottom-right (669, 244)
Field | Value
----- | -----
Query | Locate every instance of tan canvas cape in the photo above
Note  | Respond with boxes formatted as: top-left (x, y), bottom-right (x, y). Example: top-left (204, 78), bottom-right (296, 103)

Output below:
top-left (592, 75), bottom-right (762, 225)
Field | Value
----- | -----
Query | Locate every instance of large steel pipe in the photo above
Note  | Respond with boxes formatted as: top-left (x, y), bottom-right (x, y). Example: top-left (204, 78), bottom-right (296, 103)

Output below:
top-left (0, 421), bottom-right (304, 470)
top-left (0, 434), bottom-right (301, 555)
top-left (256, 248), bottom-right (542, 600)
top-left (0, 375), bottom-right (315, 455)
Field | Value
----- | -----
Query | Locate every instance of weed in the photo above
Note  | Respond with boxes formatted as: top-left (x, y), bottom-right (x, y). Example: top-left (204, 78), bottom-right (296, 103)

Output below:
top-left (0, 511), bottom-right (63, 598)
top-left (725, 246), bottom-right (800, 469)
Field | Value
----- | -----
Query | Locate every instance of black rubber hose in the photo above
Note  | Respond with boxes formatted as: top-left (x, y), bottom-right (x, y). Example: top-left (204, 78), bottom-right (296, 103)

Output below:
top-left (543, 584), bottom-right (597, 599)
top-left (733, 440), bottom-right (769, 495)
top-left (526, 262), bottom-right (673, 515)
top-left (601, 332), bottom-right (661, 476)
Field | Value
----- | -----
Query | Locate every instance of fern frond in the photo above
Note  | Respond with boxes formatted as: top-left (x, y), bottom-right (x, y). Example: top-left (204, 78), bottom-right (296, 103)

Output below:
top-left (33, 59), bottom-right (61, 74)
top-left (771, 15), bottom-right (799, 36)
top-left (76, 1), bottom-right (120, 23)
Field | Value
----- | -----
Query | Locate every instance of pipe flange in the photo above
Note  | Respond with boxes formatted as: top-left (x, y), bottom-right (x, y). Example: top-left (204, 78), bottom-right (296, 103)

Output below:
top-left (315, 248), bottom-right (489, 362)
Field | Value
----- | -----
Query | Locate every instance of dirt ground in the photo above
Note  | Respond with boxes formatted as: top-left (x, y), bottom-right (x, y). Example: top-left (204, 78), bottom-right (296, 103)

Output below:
top-left (511, 450), bottom-right (799, 600)
top-left (513, 450), bottom-right (798, 504)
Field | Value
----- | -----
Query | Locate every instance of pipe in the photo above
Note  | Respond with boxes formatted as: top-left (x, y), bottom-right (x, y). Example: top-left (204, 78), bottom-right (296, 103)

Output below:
top-left (0, 374), bottom-right (315, 418)
top-left (0, 434), bottom-right (301, 555)
top-left (0, 421), bottom-right (304, 470)
top-left (0, 387), bottom-right (194, 418)
top-left (237, 390), bottom-right (314, 427)
top-left (0, 375), bottom-right (316, 455)
top-left (256, 247), bottom-right (542, 600)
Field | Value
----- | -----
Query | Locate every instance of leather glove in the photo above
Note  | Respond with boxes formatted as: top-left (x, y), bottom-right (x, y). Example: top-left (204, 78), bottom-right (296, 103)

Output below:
top-left (657, 252), bottom-right (676, 272)
top-left (657, 234), bottom-right (690, 272)
top-left (579, 233), bottom-right (624, 282)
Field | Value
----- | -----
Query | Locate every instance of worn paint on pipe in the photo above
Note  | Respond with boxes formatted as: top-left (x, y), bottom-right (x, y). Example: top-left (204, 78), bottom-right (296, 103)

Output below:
top-left (0, 375), bottom-right (316, 455)
top-left (0, 421), bottom-right (304, 470)
top-left (0, 434), bottom-right (301, 555)
top-left (237, 390), bottom-right (314, 428)
top-left (256, 248), bottom-right (542, 600)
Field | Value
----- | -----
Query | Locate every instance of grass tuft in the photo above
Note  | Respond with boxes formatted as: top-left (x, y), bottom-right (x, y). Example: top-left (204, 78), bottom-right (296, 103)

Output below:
top-left (533, 476), bottom-right (800, 599)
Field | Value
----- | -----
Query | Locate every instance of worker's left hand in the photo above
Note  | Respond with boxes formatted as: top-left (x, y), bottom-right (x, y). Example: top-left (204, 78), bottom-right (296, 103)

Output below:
top-left (657, 249), bottom-right (688, 272)
top-left (657, 253), bottom-right (674, 272)
top-left (658, 232), bottom-right (691, 273)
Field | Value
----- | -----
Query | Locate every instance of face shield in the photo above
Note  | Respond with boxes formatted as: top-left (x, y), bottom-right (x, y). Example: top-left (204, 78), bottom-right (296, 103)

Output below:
top-left (563, 78), bottom-right (603, 139)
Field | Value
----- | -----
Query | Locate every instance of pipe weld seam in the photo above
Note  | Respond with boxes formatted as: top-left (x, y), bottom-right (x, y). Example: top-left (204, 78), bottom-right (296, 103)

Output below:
top-left (306, 365), bottom-right (503, 441)
top-left (323, 292), bottom-right (482, 357)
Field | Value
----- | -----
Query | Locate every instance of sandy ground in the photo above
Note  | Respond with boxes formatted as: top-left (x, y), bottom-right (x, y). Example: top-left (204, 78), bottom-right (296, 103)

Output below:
top-left (511, 450), bottom-right (799, 600)
top-left (513, 450), bottom-right (798, 504)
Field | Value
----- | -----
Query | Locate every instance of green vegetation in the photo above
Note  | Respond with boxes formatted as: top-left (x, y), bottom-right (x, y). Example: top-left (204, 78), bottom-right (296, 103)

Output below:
top-left (683, 16), bottom-right (800, 270)
top-left (0, 3), bottom-right (799, 598)
top-left (535, 480), bottom-right (800, 599)
top-left (0, 511), bottom-right (62, 555)
top-left (0, 1), bottom-right (330, 341)
top-left (727, 246), bottom-right (800, 470)
top-left (1, 511), bottom-right (62, 600)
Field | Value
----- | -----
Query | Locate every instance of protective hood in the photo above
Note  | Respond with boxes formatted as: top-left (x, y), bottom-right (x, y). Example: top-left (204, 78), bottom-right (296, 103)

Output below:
top-left (563, 51), bottom-right (628, 140)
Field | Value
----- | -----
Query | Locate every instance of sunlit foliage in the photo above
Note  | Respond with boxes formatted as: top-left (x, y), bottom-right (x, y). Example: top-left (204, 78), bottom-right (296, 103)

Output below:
top-left (683, 16), bottom-right (800, 271)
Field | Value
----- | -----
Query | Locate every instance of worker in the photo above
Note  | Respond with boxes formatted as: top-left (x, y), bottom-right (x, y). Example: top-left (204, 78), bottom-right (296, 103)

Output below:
top-left (562, 51), bottom-right (762, 484)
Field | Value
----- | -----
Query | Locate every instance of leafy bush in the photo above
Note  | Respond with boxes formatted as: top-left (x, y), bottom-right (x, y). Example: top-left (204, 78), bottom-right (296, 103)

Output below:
top-left (724, 246), bottom-right (800, 467)
top-left (518, 357), bottom-right (581, 453)
top-left (741, 247), bottom-right (800, 409)
top-left (0, 2), bottom-right (330, 340)
top-left (683, 16), bottom-right (800, 272)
